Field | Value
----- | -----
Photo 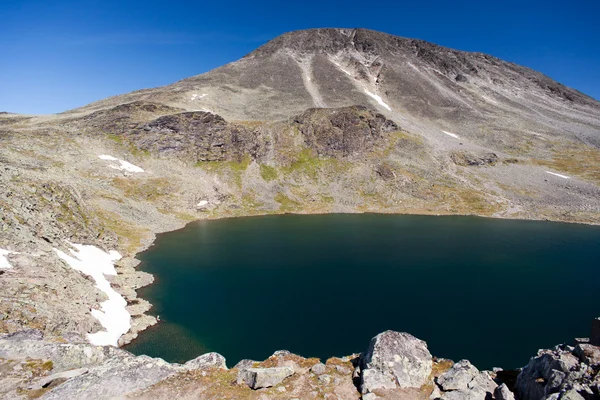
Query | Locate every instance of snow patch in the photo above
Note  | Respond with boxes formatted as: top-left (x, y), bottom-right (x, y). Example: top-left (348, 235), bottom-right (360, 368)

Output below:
top-left (54, 243), bottom-right (130, 346)
top-left (364, 90), bottom-right (391, 111)
top-left (546, 171), bottom-right (570, 179)
top-left (99, 155), bottom-right (144, 173)
top-left (191, 93), bottom-right (208, 101)
top-left (442, 130), bottom-right (460, 139)
top-left (0, 249), bottom-right (17, 269)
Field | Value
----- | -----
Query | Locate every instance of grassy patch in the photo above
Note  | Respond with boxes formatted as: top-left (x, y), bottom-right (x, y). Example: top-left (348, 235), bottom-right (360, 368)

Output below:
top-left (111, 177), bottom-right (173, 202)
top-left (259, 164), bottom-right (278, 182)
top-left (281, 148), bottom-right (349, 181)
top-left (95, 210), bottom-right (149, 254)
top-left (533, 142), bottom-right (600, 184)
top-left (274, 192), bottom-right (300, 212)
top-left (196, 155), bottom-right (251, 187)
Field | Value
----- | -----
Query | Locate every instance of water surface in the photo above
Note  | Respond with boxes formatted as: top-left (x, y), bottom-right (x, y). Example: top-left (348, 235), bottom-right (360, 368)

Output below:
top-left (125, 214), bottom-right (600, 370)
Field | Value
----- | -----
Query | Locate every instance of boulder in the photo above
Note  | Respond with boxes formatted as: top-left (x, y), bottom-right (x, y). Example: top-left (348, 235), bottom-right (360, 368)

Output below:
top-left (237, 366), bottom-right (294, 389)
top-left (184, 352), bottom-right (227, 370)
top-left (435, 359), bottom-right (497, 400)
top-left (573, 344), bottom-right (600, 367)
top-left (495, 383), bottom-right (516, 400)
top-left (310, 362), bottom-right (327, 375)
top-left (360, 331), bottom-right (432, 394)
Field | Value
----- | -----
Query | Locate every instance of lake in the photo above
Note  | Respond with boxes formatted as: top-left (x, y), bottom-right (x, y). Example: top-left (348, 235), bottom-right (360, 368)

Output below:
top-left (124, 214), bottom-right (600, 370)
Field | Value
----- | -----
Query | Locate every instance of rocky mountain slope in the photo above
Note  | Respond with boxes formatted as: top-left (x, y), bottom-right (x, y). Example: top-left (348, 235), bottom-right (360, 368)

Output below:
top-left (0, 28), bottom-right (599, 399)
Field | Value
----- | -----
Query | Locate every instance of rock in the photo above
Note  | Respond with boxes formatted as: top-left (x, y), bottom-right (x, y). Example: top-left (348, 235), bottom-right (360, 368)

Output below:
top-left (573, 344), bottom-right (600, 367)
top-left (375, 164), bottom-right (396, 180)
top-left (494, 383), bottom-right (516, 400)
top-left (318, 374), bottom-right (332, 384)
top-left (362, 393), bottom-right (380, 400)
top-left (234, 359), bottom-right (256, 370)
top-left (310, 362), bottom-right (327, 375)
top-left (450, 151), bottom-right (499, 167)
top-left (294, 106), bottom-right (398, 158)
top-left (29, 367), bottom-right (89, 390)
top-left (515, 341), bottom-right (598, 400)
top-left (40, 354), bottom-right (182, 400)
top-left (360, 331), bottom-right (432, 394)
top-left (184, 352), bottom-right (227, 370)
top-left (237, 367), bottom-right (294, 389)
top-left (591, 318), bottom-right (600, 346)
top-left (435, 360), bottom-right (497, 400)
top-left (437, 360), bottom-right (480, 391)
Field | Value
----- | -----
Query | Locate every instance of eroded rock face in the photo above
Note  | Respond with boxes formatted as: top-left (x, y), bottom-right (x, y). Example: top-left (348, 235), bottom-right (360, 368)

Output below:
top-left (294, 106), bottom-right (398, 158)
top-left (360, 330), bottom-right (433, 394)
top-left (236, 367), bottom-right (294, 389)
top-left (131, 111), bottom-right (266, 162)
top-left (515, 342), bottom-right (600, 400)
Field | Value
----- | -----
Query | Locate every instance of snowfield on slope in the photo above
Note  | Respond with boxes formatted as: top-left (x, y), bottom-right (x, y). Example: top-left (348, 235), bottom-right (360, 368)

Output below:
top-left (54, 243), bottom-right (131, 346)
top-left (546, 171), bottom-right (570, 179)
top-left (364, 89), bottom-right (391, 111)
top-left (442, 130), bottom-right (460, 139)
top-left (0, 249), bottom-right (17, 269)
top-left (99, 155), bottom-right (144, 173)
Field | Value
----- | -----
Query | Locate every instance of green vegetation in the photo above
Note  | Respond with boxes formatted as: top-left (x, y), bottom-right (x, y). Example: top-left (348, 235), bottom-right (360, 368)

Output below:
top-left (111, 177), bottom-right (173, 201)
top-left (259, 164), bottom-right (278, 182)
top-left (274, 192), bottom-right (300, 212)
top-left (196, 155), bottom-right (252, 187)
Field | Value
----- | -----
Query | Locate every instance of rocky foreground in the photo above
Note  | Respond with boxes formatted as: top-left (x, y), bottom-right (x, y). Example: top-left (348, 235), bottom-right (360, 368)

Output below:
top-left (0, 319), bottom-right (598, 399)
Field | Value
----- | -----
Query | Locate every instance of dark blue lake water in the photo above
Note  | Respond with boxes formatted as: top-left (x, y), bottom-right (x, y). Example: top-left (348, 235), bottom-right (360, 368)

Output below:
top-left (125, 214), bottom-right (600, 370)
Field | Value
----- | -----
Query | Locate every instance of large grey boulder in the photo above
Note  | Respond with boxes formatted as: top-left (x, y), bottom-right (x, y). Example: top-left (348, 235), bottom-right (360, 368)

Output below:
top-left (237, 366), bottom-right (294, 389)
top-left (434, 359), bottom-right (497, 400)
top-left (184, 352), bottom-right (227, 370)
top-left (360, 331), bottom-right (433, 394)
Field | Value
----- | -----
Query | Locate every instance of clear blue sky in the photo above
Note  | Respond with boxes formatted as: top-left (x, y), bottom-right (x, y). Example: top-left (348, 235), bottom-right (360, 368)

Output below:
top-left (1, 0), bottom-right (599, 114)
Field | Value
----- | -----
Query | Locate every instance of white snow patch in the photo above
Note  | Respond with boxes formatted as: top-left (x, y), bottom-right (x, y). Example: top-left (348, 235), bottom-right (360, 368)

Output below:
top-left (364, 90), bottom-right (391, 111)
top-left (99, 155), bottom-right (144, 173)
top-left (0, 249), bottom-right (17, 269)
top-left (54, 243), bottom-right (130, 346)
top-left (196, 200), bottom-right (208, 208)
top-left (191, 93), bottom-right (208, 101)
top-left (546, 171), bottom-right (570, 179)
top-left (442, 130), bottom-right (460, 139)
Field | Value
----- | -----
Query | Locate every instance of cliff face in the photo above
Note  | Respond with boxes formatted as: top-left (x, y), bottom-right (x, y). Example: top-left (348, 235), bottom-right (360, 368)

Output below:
top-left (0, 28), bottom-right (599, 399)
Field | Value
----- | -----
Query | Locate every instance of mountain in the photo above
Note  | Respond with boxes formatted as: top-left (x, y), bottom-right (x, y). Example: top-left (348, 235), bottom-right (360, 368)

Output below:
top-left (0, 28), bottom-right (599, 399)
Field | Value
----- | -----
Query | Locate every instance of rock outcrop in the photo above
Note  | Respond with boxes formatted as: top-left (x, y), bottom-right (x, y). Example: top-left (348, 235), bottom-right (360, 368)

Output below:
top-left (515, 339), bottom-right (600, 399)
top-left (294, 106), bottom-right (398, 158)
top-left (360, 331), bottom-right (433, 394)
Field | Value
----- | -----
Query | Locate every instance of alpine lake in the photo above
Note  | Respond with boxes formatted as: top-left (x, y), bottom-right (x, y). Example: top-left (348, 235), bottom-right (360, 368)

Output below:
top-left (124, 214), bottom-right (600, 370)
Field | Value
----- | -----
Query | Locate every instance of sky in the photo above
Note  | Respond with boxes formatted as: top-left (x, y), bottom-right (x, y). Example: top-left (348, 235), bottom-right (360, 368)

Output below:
top-left (1, 0), bottom-right (599, 114)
